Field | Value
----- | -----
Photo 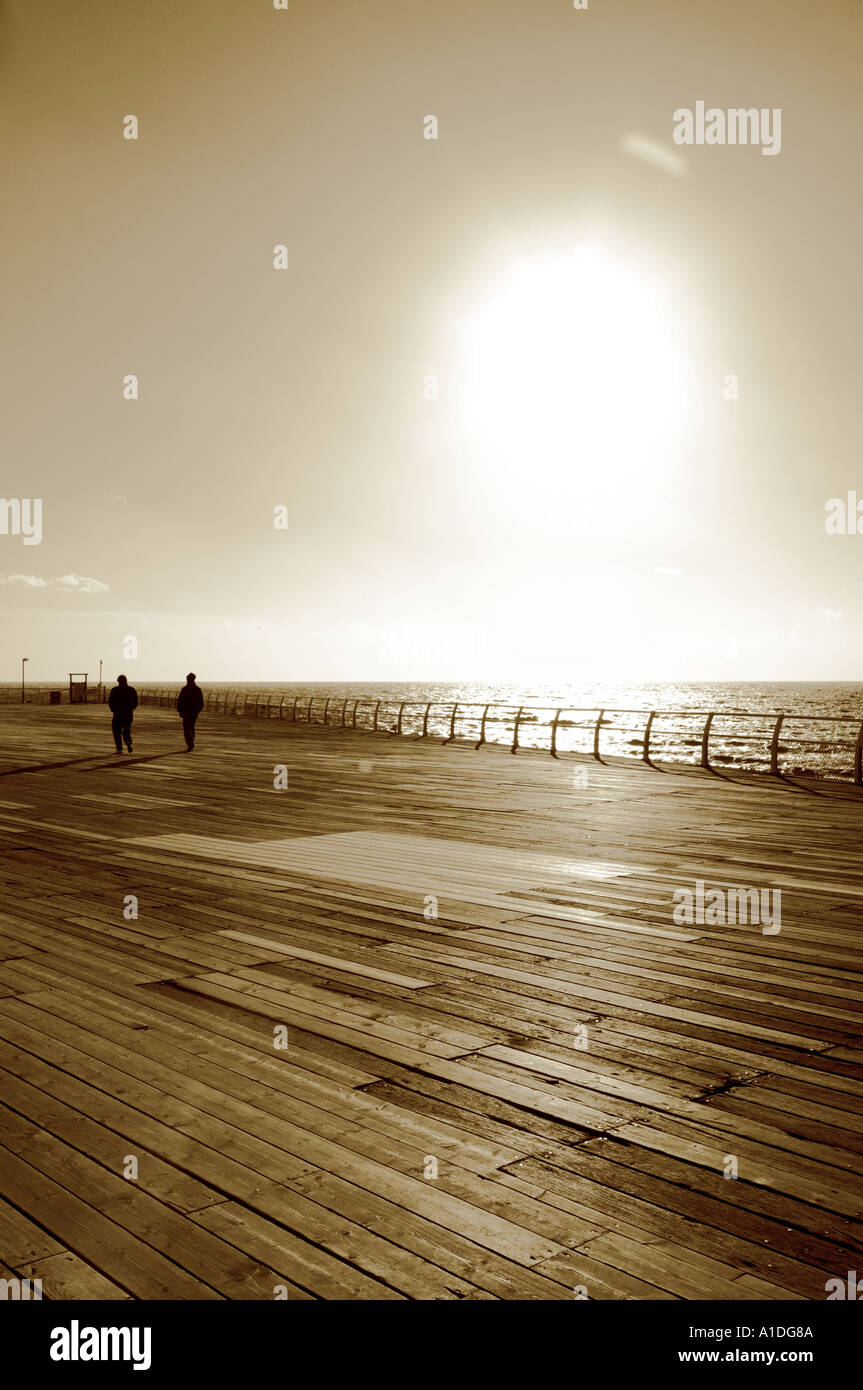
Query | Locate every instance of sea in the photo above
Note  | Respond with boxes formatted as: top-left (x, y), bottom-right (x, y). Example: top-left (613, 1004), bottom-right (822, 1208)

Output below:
top-left (187, 679), bottom-right (862, 719)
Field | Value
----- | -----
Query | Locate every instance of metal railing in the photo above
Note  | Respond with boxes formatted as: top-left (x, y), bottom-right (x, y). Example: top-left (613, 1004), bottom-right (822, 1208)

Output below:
top-left (135, 688), bottom-right (863, 784)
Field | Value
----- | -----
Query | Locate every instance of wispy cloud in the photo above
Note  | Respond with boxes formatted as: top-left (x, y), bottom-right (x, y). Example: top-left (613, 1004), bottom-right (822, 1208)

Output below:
top-left (1, 573), bottom-right (47, 587)
top-left (621, 134), bottom-right (687, 178)
top-left (55, 573), bottom-right (110, 593)
top-left (0, 572), bottom-right (109, 593)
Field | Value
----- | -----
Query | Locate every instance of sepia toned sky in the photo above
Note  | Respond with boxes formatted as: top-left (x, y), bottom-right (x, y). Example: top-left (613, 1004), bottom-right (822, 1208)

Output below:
top-left (2, 0), bottom-right (862, 682)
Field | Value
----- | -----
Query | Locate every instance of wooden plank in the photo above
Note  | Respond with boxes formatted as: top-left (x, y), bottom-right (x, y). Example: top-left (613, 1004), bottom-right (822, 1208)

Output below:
top-left (18, 1251), bottom-right (133, 1301)
top-left (0, 700), bottom-right (861, 1301)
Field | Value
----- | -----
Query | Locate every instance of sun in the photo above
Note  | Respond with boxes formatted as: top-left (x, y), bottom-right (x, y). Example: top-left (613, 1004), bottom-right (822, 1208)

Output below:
top-left (460, 246), bottom-right (690, 494)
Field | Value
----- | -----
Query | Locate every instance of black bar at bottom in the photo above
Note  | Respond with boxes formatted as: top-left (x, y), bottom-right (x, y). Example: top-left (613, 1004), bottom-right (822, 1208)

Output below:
top-left (3, 1298), bottom-right (857, 1379)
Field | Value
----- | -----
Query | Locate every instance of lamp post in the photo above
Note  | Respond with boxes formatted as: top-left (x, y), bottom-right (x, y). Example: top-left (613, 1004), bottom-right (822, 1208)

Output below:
top-left (21, 657), bottom-right (28, 704)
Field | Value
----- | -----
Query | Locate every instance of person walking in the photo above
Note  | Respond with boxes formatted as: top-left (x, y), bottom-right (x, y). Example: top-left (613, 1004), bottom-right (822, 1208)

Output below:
top-left (108, 674), bottom-right (138, 753)
top-left (177, 672), bottom-right (204, 751)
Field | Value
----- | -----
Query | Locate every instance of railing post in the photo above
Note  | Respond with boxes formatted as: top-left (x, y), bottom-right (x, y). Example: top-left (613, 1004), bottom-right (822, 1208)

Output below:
top-left (511, 706), bottom-right (523, 754)
top-left (306, 697), bottom-right (313, 723)
top-left (395, 701), bottom-right (406, 736)
top-left (593, 709), bottom-right (605, 761)
top-left (444, 702), bottom-right (459, 744)
top-left (700, 712), bottom-right (715, 769)
top-left (642, 710), bottom-right (656, 765)
top-left (265, 695), bottom-right (271, 718)
top-left (290, 695), bottom-right (299, 723)
top-left (352, 699), bottom-right (360, 729)
top-left (550, 708), bottom-right (561, 758)
top-left (279, 696), bottom-right (286, 720)
top-left (323, 698), bottom-right (330, 725)
top-left (855, 719), bottom-right (863, 786)
top-left (232, 692), bottom-right (239, 714)
top-left (373, 700), bottom-right (381, 732)
top-left (770, 714), bottom-right (785, 775)
top-left (421, 702), bottom-right (432, 738)
top-left (341, 698), bottom-right (348, 727)
top-left (476, 704), bottom-right (490, 750)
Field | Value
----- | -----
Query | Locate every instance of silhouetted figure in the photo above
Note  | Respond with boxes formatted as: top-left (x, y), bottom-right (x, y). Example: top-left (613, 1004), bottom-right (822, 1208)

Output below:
top-left (177, 672), bottom-right (204, 751)
top-left (108, 674), bottom-right (138, 753)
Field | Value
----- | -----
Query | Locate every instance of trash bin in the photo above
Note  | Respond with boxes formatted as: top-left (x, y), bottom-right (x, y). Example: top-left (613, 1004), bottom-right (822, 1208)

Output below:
top-left (49, 691), bottom-right (62, 705)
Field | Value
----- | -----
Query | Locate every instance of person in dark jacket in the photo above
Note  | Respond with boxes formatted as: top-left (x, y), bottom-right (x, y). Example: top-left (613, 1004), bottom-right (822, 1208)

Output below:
top-left (108, 674), bottom-right (138, 753)
top-left (177, 672), bottom-right (204, 751)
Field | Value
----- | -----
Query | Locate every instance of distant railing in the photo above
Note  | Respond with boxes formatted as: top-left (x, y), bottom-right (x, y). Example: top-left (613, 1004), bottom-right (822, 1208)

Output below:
top-left (135, 688), bottom-right (863, 784)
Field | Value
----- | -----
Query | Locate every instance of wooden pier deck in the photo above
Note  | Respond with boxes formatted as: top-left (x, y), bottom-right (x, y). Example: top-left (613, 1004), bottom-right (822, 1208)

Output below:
top-left (0, 702), bottom-right (861, 1301)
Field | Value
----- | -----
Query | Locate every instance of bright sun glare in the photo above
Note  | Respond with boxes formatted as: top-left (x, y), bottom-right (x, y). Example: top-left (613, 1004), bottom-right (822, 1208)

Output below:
top-left (463, 246), bottom-right (689, 492)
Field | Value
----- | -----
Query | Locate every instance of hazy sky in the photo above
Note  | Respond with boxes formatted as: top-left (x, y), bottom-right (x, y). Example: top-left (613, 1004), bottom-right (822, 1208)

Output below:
top-left (2, 0), bottom-right (862, 682)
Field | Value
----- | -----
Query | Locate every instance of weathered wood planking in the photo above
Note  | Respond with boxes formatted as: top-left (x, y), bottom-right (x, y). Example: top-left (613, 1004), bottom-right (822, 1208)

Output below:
top-left (0, 702), bottom-right (861, 1301)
